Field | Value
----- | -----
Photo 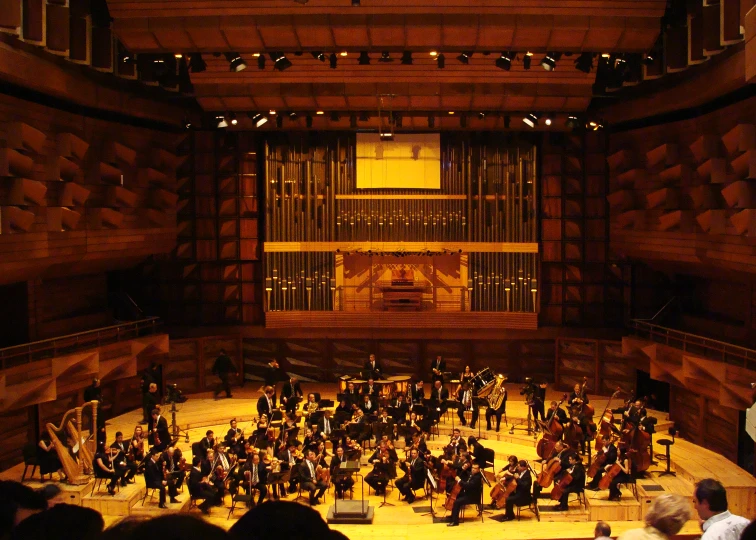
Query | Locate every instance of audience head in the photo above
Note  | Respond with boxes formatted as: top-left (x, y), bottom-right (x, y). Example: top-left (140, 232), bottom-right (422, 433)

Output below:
top-left (115, 514), bottom-right (226, 540)
top-left (594, 521), bottom-right (611, 539)
top-left (644, 493), bottom-right (692, 536)
top-left (11, 503), bottom-right (103, 540)
top-left (693, 479), bottom-right (729, 519)
top-left (230, 500), bottom-right (335, 540)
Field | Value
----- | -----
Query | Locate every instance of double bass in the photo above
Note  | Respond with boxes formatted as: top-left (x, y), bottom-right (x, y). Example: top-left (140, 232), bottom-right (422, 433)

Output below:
top-left (595, 388), bottom-right (622, 452)
top-left (536, 394), bottom-right (567, 459)
top-left (620, 397), bottom-right (651, 473)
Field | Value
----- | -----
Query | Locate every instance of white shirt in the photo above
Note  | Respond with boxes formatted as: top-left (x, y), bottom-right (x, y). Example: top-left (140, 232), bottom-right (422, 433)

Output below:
top-left (308, 460), bottom-right (315, 477)
top-left (701, 511), bottom-right (750, 540)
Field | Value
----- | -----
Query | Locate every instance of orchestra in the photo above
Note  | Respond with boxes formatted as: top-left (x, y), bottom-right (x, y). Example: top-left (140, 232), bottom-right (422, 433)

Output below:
top-left (93, 364), bottom-right (655, 526)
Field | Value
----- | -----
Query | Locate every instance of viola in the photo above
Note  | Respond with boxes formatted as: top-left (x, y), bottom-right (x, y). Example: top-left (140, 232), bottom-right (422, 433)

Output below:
top-left (598, 463), bottom-right (621, 490)
top-left (550, 472), bottom-right (572, 501)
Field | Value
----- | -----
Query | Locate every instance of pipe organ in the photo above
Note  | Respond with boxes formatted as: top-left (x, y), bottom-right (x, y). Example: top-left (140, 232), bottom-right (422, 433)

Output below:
top-left (263, 133), bottom-right (539, 316)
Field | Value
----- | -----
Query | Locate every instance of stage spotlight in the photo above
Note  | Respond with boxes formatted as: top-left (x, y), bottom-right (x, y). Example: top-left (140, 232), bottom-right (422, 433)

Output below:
top-left (643, 52), bottom-right (655, 65)
top-left (478, 112), bottom-right (486, 119)
top-left (495, 51), bottom-right (514, 71)
top-left (288, 111), bottom-right (298, 120)
top-left (270, 52), bottom-right (292, 71)
top-left (401, 51), bottom-right (413, 65)
top-left (456, 51), bottom-right (472, 64)
top-left (504, 115), bottom-right (511, 128)
top-left (275, 115), bottom-right (283, 128)
top-left (329, 53), bottom-right (337, 69)
top-left (358, 51), bottom-right (371, 65)
top-left (544, 113), bottom-right (552, 126)
top-left (257, 55), bottom-right (265, 69)
top-left (229, 112), bottom-right (238, 126)
top-left (523, 54), bottom-right (532, 70)
top-left (540, 52), bottom-right (560, 71)
top-left (436, 53), bottom-right (445, 69)
top-left (119, 50), bottom-right (134, 64)
top-left (378, 52), bottom-right (392, 63)
top-left (523, 113), bottom-right (539, 128)
top-left (251, 113), bottom-right (268, 128)
top-left (428, 115), bottom-right (435, 128)
top-left (225, 52), bottom-right (247, 72)
top-left (311, 51), bottom-right (326, 62)
top-left (216, 115), bottom-right (228, 128)
top-left (306, 115), bottom-right (313, 128)
top-left (587, 119), bottom-right (604, 131)
top-left (566, 115), bottom-right (581, 130)
top-left (574, 52), bottom-right (593, 73)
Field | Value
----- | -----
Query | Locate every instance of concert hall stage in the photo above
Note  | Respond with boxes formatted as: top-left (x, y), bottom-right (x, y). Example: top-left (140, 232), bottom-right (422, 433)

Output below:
top-left (4, 383), bottom-right (753, 539)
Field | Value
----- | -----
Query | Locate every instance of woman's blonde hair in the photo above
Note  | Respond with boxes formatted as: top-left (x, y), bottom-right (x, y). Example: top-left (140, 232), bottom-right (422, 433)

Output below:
top-left (644, 493), bottom-right (692, 536)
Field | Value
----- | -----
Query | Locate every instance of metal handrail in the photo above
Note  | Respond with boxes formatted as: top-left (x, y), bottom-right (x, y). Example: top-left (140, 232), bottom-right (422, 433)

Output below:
top-left (628, 318), bottom-right (756, 370)
top-left (0, 317), bottom-right (162, 368)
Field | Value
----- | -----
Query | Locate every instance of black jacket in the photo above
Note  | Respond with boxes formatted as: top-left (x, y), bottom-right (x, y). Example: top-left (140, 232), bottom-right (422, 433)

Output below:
top-left (152, 416), bottom-right (170, 445)
top-left (431, 358), bottom-right (446, 377)
top-left (430, 387), bottom-right (449, 403)
top-left (257, 395), bottom-right (274, 418)
top-left (363, 359), bottom-right (383, 377)
top-left (411, 385), bottom-right (425, 403)
top-left (515, 469), bottom-right (533, 500)
top-left (401, 457), bottom-right (427, 488)
top-left (459, 471), bottom-right (483, 501)
top-left (567, 463), bottom-right (586, 487)
top-left (281, 381), bottom-right (303, 402)
top-left (546, 407), bottom-right (567, 424)
top-left (144, 458), bottom-right (163, 488)
top-left (212, 354), bottom-right (236, 375)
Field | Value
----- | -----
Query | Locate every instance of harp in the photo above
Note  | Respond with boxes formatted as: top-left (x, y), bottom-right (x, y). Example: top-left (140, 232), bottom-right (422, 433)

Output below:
top-left (45, 400), bottom-right (99, 485)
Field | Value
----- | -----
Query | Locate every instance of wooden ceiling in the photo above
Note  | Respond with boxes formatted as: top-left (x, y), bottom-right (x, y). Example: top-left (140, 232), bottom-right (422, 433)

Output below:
top-left (108, 0), bottom-right (666, 117)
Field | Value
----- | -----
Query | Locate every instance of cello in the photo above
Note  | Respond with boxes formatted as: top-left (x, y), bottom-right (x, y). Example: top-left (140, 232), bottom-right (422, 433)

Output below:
top-left (536, 394), bottom-right (567, 459)
top-left (537, 447), bottom-right (563, 488)
top-left (490, 476), bottom-right (517, 509)
top-left (550, 472), bottom-right (572, 501)
top-left (597, 462), bottom-right (622, 490)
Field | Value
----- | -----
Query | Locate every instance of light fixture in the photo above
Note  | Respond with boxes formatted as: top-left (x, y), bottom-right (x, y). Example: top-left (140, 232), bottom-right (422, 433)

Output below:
top-left (566, 115), bottom-right (581, 130)
top-left (269, 109), bottom-right (276, 115)
top-left (257, 55), bottom-right (265, 69)
top-left (119, 51), bottom-right (133, 63)
top-left (306, 115), bottom-right (313, 128)
top-left (229, 112), bottom-right (238, 126)
top-left (339, 51), bottom-right (348, 57)
top-left (448, 111), bottom-right (455, 115)
top-left (316, 110), bottom-right (324, 115)
top-left (225, 52), bottom-right (247, 72)
top-left (174, 53), bottom-right (183, 59)
top-left (523, 54), bottom-right (532, 70)
top-left (643, 52), bottom-right (655, 65)
top-left (188, 53), bottom-right (206, 73)
top-left (401, 51), bottom-right (413, 65)
top-left (456, 51), bottom-right (472, 64)
top-left (429, 51), bottom-right (438, 57)
top-left (478, 112), bottom-right (486, 119)
top-left (574, 52), bottom-right (593, 73)
top-left (329, 53), bottom-right (337, 69)
top-left (436, 53), bottom-right (445, 69)
top-left (544, 114), bottom-right (552, 126)
top-left (358, 51), bottom-right (371, 65)
top-left (311, 51), bottom-right (326, 62)
top-left (270, 52), bottom-right (292, 71)
top-left (288, 111), bottom-right (298, 119)
top-left (601, 52), bottom-right (611, 58)
top-left (252, 53), bottom-right (261, 57)
top-left (495, 51), bottom-right (514, 71)
top-left (250, 113), bottom-right (268, 127)
top-left (523, 112), bottom-right (539, 128)
top-left (216, 115), bottom-right (228, 128)
top-left (378, 52), bottom-right (392, 63)
top-left (540, 52), bottom-right (560, 71)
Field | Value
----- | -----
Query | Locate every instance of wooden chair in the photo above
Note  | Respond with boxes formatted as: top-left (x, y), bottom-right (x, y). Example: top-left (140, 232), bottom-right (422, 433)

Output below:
top-left (21, 444), bottom-right (43, 482)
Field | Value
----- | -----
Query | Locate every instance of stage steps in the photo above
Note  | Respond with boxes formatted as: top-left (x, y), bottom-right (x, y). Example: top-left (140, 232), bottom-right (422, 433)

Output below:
top-left (81, 482), bottom-right (145, 516)
top-left (22, 478), bottom-right (92, 506)
top-left (584, 489), bottom-right (641, 521)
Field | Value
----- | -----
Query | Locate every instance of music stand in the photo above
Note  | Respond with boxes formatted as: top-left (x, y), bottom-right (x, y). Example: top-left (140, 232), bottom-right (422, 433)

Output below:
top-left (446, 400), bottom-right (461, 431)
top-left (473, 398), bottom-right (489, 440)
top-left (421, 468), bottom-right (438, 518)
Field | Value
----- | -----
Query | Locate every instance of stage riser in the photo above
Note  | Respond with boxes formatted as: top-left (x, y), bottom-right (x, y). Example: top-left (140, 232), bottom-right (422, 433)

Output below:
top-left (81, 483), bottom-right (145, 516)
top-left (22, 478), bottom-right (92, 506)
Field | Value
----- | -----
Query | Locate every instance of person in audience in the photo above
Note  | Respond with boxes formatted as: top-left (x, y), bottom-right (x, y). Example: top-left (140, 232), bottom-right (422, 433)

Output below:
top-left (693, 479), bottom-right (750, 540)
top-left (229, 500), bottom-right (337, 540)
top-left (617, 494), bottom-right (691, 540)
top-left (108, 514), bottom-right (227, 540)
top-left (10, 503), bottom-right (103, 540)
top-left (594, 521), bottom-right (613, 540)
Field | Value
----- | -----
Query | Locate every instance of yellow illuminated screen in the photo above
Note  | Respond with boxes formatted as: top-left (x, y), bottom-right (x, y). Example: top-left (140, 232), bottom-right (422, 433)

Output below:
top-left (356, 133), bottom-right (441, 189)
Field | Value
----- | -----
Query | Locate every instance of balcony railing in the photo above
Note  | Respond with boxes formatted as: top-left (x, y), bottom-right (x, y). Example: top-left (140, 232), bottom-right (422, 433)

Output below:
top-left (628, 319), bottom-right (756, 372)
top-left (0, 317), bottom-right (162, 369)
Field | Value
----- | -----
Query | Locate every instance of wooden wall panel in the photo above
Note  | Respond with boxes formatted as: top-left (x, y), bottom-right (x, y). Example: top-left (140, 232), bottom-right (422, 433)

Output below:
top-left (0, 406), bottom-right (34, 471)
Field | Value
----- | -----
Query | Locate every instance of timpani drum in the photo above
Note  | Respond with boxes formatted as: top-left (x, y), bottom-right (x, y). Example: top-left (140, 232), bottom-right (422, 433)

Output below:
top-left (376, 379), bottom-right (393, 398)
top-left (472, 367), bottom-right (496, 397)
top-left (388, 375), bottom-right (411, 397)
top-left (339, 377), bottom-right (352, 393)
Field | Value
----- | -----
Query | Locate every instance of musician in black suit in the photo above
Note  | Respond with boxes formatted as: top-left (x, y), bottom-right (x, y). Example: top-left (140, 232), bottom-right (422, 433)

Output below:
top-left (430, 380), bottom-right (450, 420)
top-left (245, 452), bottom-right (268, 505)
top-left (360, 393), bottom-right (377, 415)
top-left (199, 430), bottom-right (215, 458)
top-left (362, 378), bottom-right (379, 400)
top-left (343, 382), bottom-right (361, 406)
top-left (160, 446), bottom-right (186, 491)
top-left (457, 384), bottom-right (478, 429)
top-left (299, 450), bottom-right (328, 505)
top-left (363, 354), bottom-right (383, 379)
top-left (330, 446), bottom-right (354, 499)
top-left (263, 359), bottom-right (281, 407)
top-left (277, 441), bottom-right (301, 495)
top-left (150, 409), bottom-right (170, 452)
top-left (281, 377), bottom-right (303, 414)
top-left (502, 460), bottom-right (533, 521)
top-left (410, 380), bottom-right (425, 404)
top-left (485, 387), bottom-right (508, 432)
top-left (317, 410), bottom-right (335, 439)
top-left (257, 386), bottom-right (275, 418)
top-left (431, 355), bottom-right (446, 384)
top-left (448, 462), bottom-right (483, 526)
top-left (391, 395), bottom-right (409, 424)
top-left (586, 436), bottom-right (618, 489)
top-left (622, 400), bottom-right (647, 430)
top-left (556, 454), bottom-right (585, 511)
top-left (396, 448), bottom-right (427, 503)
top-left (225, 419), bottom-right (245, 455)
top-left (365, 442), bottom-right (395, 495)
top-left (110, 431), bottom-right (136, 485)
top-left (144, 451), bottom-right (179, 508)
top-left (189, 456), bottom-right (218, 514)
top-left (545, 400), bottom-right (568, 425)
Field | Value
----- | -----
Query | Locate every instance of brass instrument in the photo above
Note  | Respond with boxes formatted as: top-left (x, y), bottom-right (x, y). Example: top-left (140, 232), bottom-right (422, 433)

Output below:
top-left (486, 375), bottom-right (509, 410)
top-left (305, 401), bottom-right (319, 416)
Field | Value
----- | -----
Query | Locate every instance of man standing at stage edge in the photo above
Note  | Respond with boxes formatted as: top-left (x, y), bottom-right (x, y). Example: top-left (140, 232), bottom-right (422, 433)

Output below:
top-left (694, 479), bottom-right (750, 540)
top-left (212, 349), bottom-right (238, 400)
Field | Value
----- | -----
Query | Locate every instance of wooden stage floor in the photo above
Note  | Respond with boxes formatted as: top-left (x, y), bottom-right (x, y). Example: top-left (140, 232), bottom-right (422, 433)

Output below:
top-left (4, 383), bottom-right (753, 539)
